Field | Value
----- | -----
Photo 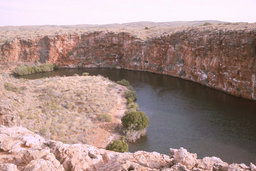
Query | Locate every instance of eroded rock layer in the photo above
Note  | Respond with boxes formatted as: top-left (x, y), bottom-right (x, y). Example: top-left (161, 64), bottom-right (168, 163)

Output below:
top-left (1, 24), bottom-right (256, 100)
top-left (0, 126), bottom-right (255, 171)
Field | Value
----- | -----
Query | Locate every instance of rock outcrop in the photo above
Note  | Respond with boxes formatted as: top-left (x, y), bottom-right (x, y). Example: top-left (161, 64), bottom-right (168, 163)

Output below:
top-left (0, 126), bottom-right (255, 171)
top-left (1, 24), bottom-right (256, 100)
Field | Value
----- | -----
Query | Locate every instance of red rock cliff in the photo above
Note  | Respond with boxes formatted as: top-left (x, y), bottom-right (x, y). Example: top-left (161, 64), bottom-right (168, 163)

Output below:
top-left (1, 25), bottom-right (256, 100)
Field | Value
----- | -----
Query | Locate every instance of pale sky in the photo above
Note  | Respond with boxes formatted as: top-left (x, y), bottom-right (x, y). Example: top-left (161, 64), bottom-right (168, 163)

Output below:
top-left (0, 0), bottom-right (255, 26)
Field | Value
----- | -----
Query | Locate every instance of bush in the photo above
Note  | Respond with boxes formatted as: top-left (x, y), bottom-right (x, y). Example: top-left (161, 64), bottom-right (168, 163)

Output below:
top-left (13, 65), bottom-right (32, 76)
top-left (125, 91), bottom-right (137, 102)
top-left (117, 79), bottom-right (134, 90)
top-left (13, 64), bottom-right (56, 76)
top-left (121, 111), bottom-right (149, 131)
top-left (4, 82), bottom-right (20, 92)
top-left (117, 79), bottom-right (130, 87)
top-left (106, 137), bottom-right (128, 152)
top-left (98, 113), bottom-right (112, 122)
top-left (127, 102), bottom-right (139, 112)
top-left (82, 72), bottom-right (89, 76)
top-left (36, 64), bottom-right (54, 72)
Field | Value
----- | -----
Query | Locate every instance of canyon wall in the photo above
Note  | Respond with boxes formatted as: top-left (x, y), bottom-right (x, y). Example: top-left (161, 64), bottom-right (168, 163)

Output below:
top-left (1, 25), bottom-right (256, 100)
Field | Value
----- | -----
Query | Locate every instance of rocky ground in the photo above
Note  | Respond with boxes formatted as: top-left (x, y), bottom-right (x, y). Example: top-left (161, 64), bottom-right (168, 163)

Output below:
top-left (0, 65), bottom-right (127, 148)
top-left (0, 126), bottom-right (255, 171)
top-left (1, 21), bottom-right (254, 45)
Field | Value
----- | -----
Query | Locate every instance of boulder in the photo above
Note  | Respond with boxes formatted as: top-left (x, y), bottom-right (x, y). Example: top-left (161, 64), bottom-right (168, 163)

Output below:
top-left (0, 126), bottom-right (254, 170)
top-left (170, 147), bottom-right (197, 170)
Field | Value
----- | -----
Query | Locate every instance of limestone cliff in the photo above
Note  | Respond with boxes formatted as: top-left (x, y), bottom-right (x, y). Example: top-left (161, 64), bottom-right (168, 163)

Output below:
top-left (0, 126), bottom-right (255, 171)
top-left (1, 24), bottom-right (256, 100)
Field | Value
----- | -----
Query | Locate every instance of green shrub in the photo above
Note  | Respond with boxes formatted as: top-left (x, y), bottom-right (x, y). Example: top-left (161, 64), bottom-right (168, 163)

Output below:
top-left (127, 102), bottom-right (139, 112)
top-left (117, 79), bottom-right (130, 86)
top-left (38, 64), bottom-right (54, 72)
top-left (106, 137), bottom-right (128, 152)
top-left (125, 91), bottom-right (137, 102)
top-left (121, 111), bottom-right (149, 131)
top-left (13, 65), bottom-right (32, 76)
top-left (13, 64), bottom-right (56, 76)
top-left (117, 79), bottom-right (134, 90)
top-left (73, 73), bottom-right (79, 76)
top-left (4, 82), bottom-right (20, 92)
top-left (82, 72), bottom-right (89, 76)
top-left (98, 113), bottom-right (112, 122)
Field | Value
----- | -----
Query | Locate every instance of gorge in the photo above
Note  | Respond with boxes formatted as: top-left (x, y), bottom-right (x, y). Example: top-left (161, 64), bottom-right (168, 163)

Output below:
top-left (1, 22), bottom-right (256, 170)
top-left (1, 23), bottom-right (256, 100)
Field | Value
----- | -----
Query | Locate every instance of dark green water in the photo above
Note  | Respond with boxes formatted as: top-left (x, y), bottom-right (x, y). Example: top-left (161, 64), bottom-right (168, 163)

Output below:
top-left (21, 68), bottom-right (256, 164)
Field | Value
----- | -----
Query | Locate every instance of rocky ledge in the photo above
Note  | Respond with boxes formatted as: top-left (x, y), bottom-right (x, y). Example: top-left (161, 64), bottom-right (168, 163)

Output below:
top-left (0, 126), bottom-right (255, 171)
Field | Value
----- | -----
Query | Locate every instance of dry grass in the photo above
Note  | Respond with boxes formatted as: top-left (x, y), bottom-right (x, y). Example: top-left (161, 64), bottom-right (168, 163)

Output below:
top-left (4, 82), bottom-right (20, 93)
top-left (0, 70), bottom-right (126, 144)
top-left (98, 113), bottom-right (112, 122)
top-left (1, 22), bottom-right (255, 45)
top-left (28, 76), bottom-right (119, 143)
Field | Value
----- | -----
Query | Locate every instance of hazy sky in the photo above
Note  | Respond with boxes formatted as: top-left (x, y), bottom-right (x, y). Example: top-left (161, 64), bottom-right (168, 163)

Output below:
top-left (0, 0), bottom-right (255, 26)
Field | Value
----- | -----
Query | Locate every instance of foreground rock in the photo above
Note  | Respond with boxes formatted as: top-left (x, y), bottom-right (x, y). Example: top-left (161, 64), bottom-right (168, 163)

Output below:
top-left (0, 126), bottom-right (254, 171)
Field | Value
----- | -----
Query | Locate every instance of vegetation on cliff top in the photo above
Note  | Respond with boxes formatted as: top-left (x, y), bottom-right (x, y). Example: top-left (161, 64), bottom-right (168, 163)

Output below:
top-left (97, 113), bottom-right (112, 122)
top-left (13, 63), bottom-right (58, 76)
top-left (117, 79), bottom-right (134, 91)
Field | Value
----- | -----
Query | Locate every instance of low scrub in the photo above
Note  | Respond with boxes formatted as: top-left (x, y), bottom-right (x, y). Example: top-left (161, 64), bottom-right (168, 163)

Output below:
top-left (13, 63), bottom-right (58, 76)
top-left (117, 79), bottom-right (134, 90)
top-left (117, 79), bottom-right (130, 87)
top-left (125, 90), bottom-right (137, 102)
top-left (4, 82), bottom-right (20, 93)
top-left (127, 102), bottom-right (139, 112)
top-left (82, 72), bottom-right (89, 76)
top-left (121, 111), bottom-right (149, 131)
top-left (106, 136), bottom-right (128, 152)
top-left (97, 113), bottom-right (112, 122)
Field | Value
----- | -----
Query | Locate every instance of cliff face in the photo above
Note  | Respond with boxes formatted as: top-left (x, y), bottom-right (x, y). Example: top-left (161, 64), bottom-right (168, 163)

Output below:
top-left (1, 25), bottom-right (256, 100)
